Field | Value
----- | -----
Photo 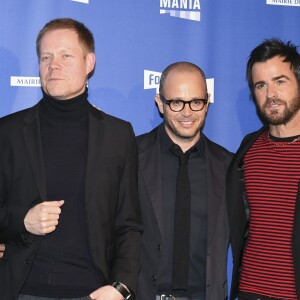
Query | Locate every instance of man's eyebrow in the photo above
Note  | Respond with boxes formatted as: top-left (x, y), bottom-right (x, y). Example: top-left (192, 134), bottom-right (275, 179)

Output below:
top-left (253, 80), bottom-right (266, 87)
top-left (271, 74), bottom-right (290, 81)
top-left (254, 75), bottom-right (291, 86)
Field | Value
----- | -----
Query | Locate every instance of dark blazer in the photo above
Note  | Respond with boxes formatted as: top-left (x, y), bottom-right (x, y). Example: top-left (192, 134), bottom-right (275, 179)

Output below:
top-left (0, 101), bottom-right (143, 300)
top-left (136, 125), bottom-right (232, 300)
top-left (227, 125), bottom-right (300, 299)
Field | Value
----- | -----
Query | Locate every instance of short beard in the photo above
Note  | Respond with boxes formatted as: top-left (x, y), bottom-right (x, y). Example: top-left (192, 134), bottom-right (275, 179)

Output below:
top-left (165, 120), bottom-right (201, 143)
top-left (258, 94), bottom-right (300, 125)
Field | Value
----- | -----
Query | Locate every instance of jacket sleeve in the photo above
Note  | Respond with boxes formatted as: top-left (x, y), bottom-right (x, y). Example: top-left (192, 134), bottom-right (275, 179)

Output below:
top-left (0, 115), bottom-right (41, 246)
top-left (110, 124), bottom-right (143, 294)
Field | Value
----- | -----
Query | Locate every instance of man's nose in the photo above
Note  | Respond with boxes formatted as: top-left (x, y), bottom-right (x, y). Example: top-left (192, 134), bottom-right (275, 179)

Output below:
top-left (266, 84), bottom-right (277, 99)
top-left (181, 102), bottom-right (193, 116)
top-left (48, 57), bottom-right (60, 70)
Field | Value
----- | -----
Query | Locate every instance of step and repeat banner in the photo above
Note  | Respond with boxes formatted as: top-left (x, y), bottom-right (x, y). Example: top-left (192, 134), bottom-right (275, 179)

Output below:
top-left (0, 0), bottom-right (299, 291)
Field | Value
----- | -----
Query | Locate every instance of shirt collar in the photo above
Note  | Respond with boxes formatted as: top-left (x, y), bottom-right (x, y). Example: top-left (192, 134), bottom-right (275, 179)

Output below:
top-left (159, 123), bottom-right (204, 157)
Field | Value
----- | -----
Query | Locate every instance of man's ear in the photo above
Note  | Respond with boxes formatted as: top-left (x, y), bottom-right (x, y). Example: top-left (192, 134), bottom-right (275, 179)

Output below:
top-left (205, 93), bottom-right (211, 112)
top-left (86, 53), bottom-right (96, 75)
top-left (155, 94), bottom-right (164, 115)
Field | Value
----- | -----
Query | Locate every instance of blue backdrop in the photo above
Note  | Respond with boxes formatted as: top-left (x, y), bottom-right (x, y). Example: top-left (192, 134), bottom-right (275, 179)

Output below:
top-left (1, 0), bottom-right (299, 292)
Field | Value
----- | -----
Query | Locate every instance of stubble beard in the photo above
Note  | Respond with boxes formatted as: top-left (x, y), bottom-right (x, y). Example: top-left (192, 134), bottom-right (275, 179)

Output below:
top-left (259, 93), bottom-right (300, 126)
top-left (165, 118), bottom-right (202, 143)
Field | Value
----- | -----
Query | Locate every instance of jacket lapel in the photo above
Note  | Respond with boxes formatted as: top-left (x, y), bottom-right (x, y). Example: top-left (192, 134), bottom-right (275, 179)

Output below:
top-left (232, 125), bottom-right (267, 168)
top-left (22, 103), bottom-right (47, 200)
top-left (204, 135), bottom-right (226, 247)
top-left (85, 105), bottom-right (104, 205)
top-left (139, 127), bottom-right (164, 239)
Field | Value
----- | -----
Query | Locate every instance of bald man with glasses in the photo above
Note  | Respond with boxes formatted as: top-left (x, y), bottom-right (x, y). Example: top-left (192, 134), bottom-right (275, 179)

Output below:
top-left (136, 62), bottom-right (232, 300)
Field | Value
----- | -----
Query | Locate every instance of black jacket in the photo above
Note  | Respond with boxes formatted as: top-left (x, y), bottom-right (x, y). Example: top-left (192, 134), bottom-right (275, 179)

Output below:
top-left (0, 101), bottom-right (143, 299)
top-left (136, 124), bottom-right (232, 300)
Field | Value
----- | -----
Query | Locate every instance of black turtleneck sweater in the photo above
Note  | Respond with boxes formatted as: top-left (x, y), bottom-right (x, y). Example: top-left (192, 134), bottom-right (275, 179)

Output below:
top-left (21, 90), bottom-right (103, 297)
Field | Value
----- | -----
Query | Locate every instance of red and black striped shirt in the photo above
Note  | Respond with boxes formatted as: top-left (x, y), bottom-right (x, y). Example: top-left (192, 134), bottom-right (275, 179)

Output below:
top-left (239, 130), bottom-right (300, 299)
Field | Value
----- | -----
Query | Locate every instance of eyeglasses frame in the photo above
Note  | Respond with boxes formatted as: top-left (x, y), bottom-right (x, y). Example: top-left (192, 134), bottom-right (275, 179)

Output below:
top-left (159, 93), bottom-right (209, 112)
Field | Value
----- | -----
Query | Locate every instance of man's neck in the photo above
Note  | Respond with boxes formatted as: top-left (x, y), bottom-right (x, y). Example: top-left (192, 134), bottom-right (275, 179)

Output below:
top-left (165, 127), bottom-right (200, 153)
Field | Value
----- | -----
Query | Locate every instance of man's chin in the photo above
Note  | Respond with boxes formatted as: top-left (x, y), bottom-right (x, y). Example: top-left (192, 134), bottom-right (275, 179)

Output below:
top-left (265, 108), bottom-right (293, 123)
top-left (175, 130), bottom-right (200, 141)
top-left (45, 91), bottom-right (67, 100)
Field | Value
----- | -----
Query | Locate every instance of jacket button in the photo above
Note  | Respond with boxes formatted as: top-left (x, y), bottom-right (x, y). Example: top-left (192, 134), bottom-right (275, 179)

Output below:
top-left (157, 244), bottom-right (161, 251)
top-left (25, 259), bottom-right (30, 265)
top-left (151, 275), bottom-right (157, 282)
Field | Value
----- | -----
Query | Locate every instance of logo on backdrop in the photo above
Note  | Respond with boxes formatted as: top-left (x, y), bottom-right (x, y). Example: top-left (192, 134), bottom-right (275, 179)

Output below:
top-left (10, 76), bottom-right (41, 87)
top-left (266, 0), bottom-right (300, 6)
top-left (144, 70), bottom-right (215, 103)
top-left (71, 0), bottom-right (89, 3)
top-left (160, 0), bottom-right (201, 21)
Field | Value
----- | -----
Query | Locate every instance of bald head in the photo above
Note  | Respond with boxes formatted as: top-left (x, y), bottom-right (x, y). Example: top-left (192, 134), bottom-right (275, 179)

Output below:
top-left (159, 62), bottom-right (207, 95)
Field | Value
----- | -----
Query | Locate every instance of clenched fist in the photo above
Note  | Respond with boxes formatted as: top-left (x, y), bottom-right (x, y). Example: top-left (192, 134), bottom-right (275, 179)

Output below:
top-left (0, 244), bottom-right (5, 258)
top-left (24, 200), bottom-right (64, 235)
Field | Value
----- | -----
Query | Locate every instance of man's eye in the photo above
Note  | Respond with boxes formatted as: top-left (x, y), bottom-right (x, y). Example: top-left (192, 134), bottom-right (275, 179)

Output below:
top-left (41, 56), bottom-right (50, 62)
top-left (172, 100), bottom-right (183, 106)
top-left (192, 99), bottom-right (202, 105)
top-left (276, 79), bottom-right (285, 85)
top-left (255, 83), bottom-right (265, 90)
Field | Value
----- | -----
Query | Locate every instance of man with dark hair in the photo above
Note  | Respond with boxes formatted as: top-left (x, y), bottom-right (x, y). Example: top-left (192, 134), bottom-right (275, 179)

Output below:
top-left (227, 38), bottom-right (300, 299)
top-left (0, 18), bottom-right (142, 300)
top-left (136, 61), bottom-right (232, 300)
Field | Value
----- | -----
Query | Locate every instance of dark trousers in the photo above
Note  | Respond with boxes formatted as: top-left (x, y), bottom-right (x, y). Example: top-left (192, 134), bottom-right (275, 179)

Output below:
top-left (239, 291), bottom-right (283, 300)
top-left (18, 295), bottom-right (92, 300)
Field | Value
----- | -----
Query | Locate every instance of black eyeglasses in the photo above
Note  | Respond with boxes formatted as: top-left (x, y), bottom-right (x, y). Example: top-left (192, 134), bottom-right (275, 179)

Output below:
top-left (159, 94), bottom-right (208, 112)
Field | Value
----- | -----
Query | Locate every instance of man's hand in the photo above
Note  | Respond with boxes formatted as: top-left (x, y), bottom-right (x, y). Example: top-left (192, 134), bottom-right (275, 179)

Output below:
top-left (24, 200), bottom-right (64, 235)
top-left (0, 244), bottom-right (5, 258)
top-left (89, 285), bottom-right (124, 300)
